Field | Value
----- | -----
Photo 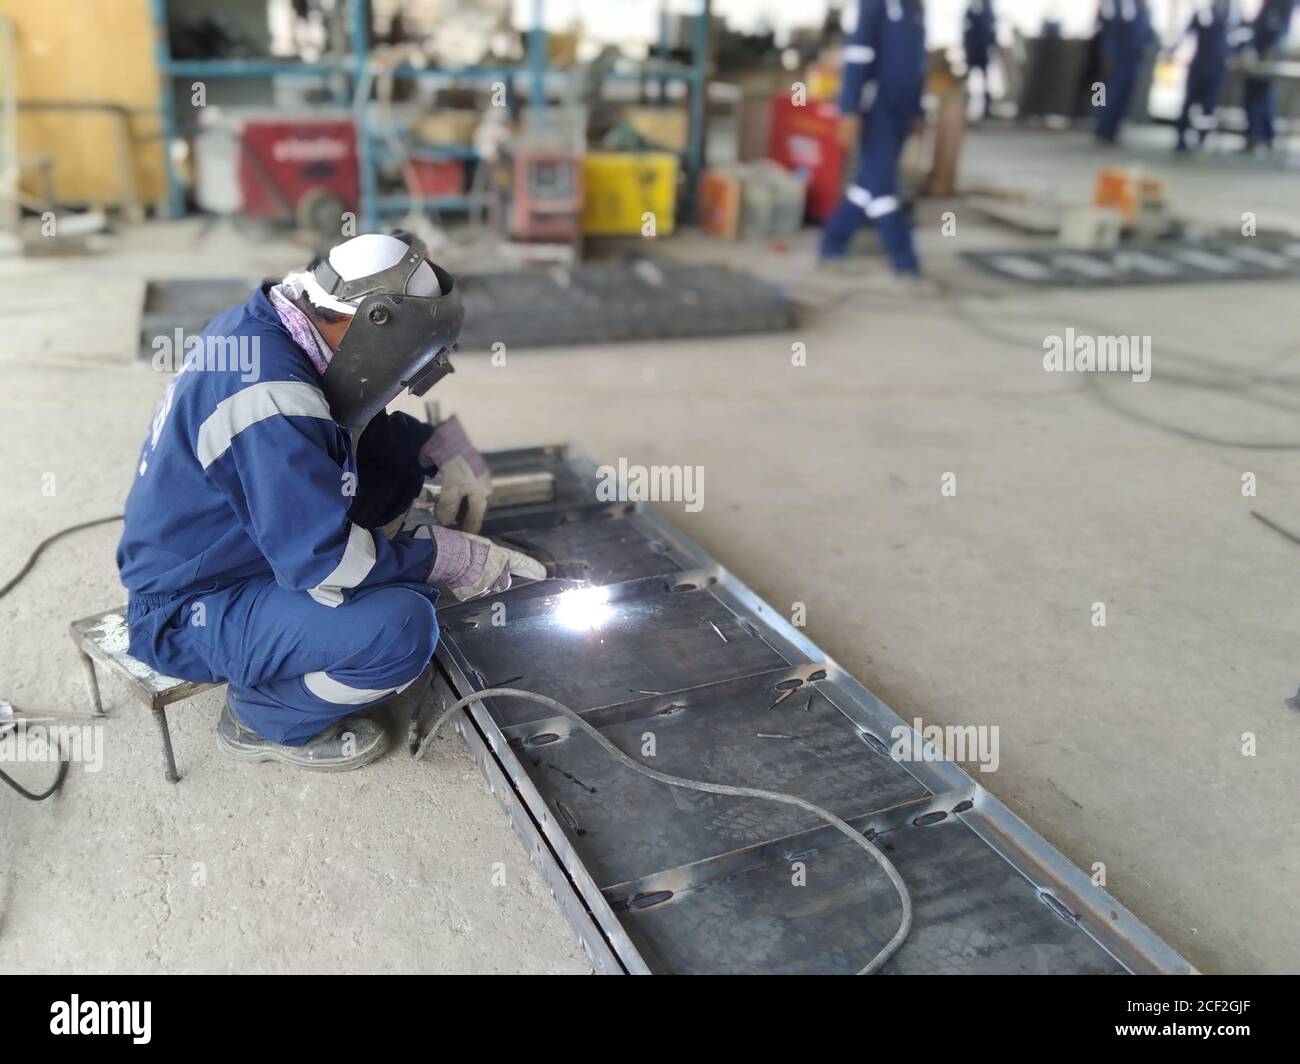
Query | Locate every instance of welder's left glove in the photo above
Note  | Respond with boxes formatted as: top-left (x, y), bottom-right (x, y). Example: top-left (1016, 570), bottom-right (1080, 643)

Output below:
top-left (420, 415), bottom-right (492, 534)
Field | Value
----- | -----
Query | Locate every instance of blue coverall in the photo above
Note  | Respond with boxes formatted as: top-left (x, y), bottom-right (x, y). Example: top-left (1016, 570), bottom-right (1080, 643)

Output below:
top-left (963, 0), bottom-right (997, 116)
top-left (1094, 0), bottom-right (1156, 144)
top-left (1241, 0), bottom-right (1296, 149)
top-left (1175, 1), bottom-right (1232, 151)
top-left (820, 0), bottom-right (926, 275)
top-left (118, 286), bottom-right (443, 745)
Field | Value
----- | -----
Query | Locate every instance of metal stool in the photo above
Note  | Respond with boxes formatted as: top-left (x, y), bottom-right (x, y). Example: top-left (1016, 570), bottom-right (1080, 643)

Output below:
top-left (69, 607), bottom-right (222, 782)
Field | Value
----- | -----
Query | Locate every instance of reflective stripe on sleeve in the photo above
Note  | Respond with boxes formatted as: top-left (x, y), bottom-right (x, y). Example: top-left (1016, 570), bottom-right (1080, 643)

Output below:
top-left (197, 380), bottom-right (333, 469)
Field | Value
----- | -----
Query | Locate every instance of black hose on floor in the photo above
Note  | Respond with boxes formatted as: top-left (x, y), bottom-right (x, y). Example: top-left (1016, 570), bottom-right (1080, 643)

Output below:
top-left (0, 515), bottom-right (123, 602)
top-left (0, 741), bottom-right (69, 802)
top-left (0, 516), bottom-right (122, 799)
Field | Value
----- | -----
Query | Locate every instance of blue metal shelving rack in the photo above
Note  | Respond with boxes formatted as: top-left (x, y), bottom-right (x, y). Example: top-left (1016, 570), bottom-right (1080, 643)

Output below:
top-left (149, 0), bottom-right (711, 230)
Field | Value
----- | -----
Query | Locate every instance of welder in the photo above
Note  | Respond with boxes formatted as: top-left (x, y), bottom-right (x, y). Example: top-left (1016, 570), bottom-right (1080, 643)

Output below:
top-left (963, 0), bottom-right (997, 118)
top-left (117, 232), bottom-right (544, 771)
top-left (819, 0), bottom-right (927, 277)
top-left (1094, 0), bottom-right (1157, 145)
top-left (1174, 0), bottom-right (1233, 152)
top-left (1240, 0), bottom-right (1296, 153)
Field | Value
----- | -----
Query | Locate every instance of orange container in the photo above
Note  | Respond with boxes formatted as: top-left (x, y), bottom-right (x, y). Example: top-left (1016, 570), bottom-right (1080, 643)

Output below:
top-left (699, 168), bottom-right (743, 238)
top-left (1093, 169), bottom-right (1164, 225)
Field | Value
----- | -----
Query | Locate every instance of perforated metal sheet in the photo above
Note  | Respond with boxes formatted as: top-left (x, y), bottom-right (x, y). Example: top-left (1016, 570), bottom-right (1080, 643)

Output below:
top-left (963, 238), bottom-right (1300, 288)
top-left (456, 261), bottom-right (797, 350)
top-left (135, 262), bottom-right (796, 365)
top-left (424, 447), bottom-right (1194, 975)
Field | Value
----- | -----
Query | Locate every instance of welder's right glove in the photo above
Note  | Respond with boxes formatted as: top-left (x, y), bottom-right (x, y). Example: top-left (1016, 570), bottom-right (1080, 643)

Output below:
top-left (417, 524), bottom-right (546, 602)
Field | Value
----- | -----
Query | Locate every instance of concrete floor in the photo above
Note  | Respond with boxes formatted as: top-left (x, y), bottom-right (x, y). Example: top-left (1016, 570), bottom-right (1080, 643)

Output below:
top-left (2, 125), bottom-right (1298, 974)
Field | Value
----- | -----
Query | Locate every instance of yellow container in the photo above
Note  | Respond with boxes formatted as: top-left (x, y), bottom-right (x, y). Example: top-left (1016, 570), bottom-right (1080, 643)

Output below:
top-left (806, 62), bottom-right (841, 102)
top-left (581, 152), bottom-right (678, 236)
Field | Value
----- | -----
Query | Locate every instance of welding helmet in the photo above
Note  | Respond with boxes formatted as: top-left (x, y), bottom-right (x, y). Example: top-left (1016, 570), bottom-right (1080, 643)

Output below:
top-left (310, 232), bottom-right (464, 429)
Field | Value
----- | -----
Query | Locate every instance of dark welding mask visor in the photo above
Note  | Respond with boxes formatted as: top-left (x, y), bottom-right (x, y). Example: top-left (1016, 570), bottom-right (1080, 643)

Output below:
top-left (315, 238), bottom-right (464, 428)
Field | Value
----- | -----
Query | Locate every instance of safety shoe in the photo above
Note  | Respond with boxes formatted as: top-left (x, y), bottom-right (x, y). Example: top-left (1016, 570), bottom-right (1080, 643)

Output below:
top-left (216, 700), bottom-right (389, 772)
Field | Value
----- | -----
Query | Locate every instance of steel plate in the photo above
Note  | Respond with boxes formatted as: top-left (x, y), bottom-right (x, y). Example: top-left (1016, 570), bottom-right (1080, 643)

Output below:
top-left (421, 446), bottom-right (1194, 975)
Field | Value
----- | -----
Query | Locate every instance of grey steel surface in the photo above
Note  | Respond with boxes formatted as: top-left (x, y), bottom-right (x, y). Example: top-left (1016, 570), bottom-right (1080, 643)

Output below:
top-left (456, 260), bottom-right (797, 351)
top-left (137, 278), bottom-right (260, 359)
top-left (426, 446), bottom-right (1195, 975)
top-left (428, 666), bottom-right (627, 974)
top-left (136, 261), bottom-right (797, 363)
top-left (964, 238), bottom-right (1300, 288)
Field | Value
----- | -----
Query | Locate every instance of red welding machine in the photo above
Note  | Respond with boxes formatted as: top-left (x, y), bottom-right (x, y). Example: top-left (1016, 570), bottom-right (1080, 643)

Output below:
top-left (197, 109), bottom-right (359, 232)
top-left (239, 113), bottom-right (359, 224)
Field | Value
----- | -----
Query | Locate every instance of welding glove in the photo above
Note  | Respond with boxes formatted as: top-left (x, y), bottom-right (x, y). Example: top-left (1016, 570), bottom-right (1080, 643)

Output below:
top-left (417, 524), bottom-right (547, 602)
top-left (419, 415), bottom-right (492, 535)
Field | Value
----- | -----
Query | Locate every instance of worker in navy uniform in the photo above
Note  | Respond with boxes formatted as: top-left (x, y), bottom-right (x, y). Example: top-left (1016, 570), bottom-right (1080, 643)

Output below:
top-left (1041, 0), bottom-right (1065, 37)
top-left (118, 233), bottom-right (545, 771)
top-left (820, 0), bottom-right (926, 276)
top-left (1094, 0), bottom-right (1157, 145)
top-left (1240, 0), bottom-right (1297, 152)
top-left (963, 0), bottom-right (998, 118)
top-left (1174, 1), bottom-right (1233, 152)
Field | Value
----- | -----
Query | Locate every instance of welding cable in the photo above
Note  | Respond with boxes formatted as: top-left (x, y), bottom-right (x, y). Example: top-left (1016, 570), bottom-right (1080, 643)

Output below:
top-left (1077, 373), bottom-right (1300, 450)
top-left (0, 513), bottom-right (119, 797)
top-left (928, 272), bottom-right (1300, 388)
top-left (927, 282), bottom-right (1300, 450)
top-left (416, 686), bottom-right (913, 975)
top-left (0, 739), bottom-right (69, 802)
top-left (1250, 510), bottom-right (1300, 548)
top-left (0, 515), bottom-right (123, 603)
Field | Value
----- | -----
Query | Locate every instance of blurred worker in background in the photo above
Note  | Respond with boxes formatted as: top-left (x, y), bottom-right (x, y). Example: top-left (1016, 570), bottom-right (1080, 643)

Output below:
top-left (963, 0), bottom-right (998, 118)
top-left (1094, 0), bottom-right (1157, 145)
top-left (1174, 0), bottom-right (1234, 152)
top-left (820, 0), bottom-right (927, 277)
top-left (1041, 0), bottom-right (1065, 38)
top-left (1239, 0), bottom-right (1297, 153)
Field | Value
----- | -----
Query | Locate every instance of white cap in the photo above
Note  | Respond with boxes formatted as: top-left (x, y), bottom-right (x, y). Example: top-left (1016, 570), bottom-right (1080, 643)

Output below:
top-left (295, 233), bottom-right (441, 317)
